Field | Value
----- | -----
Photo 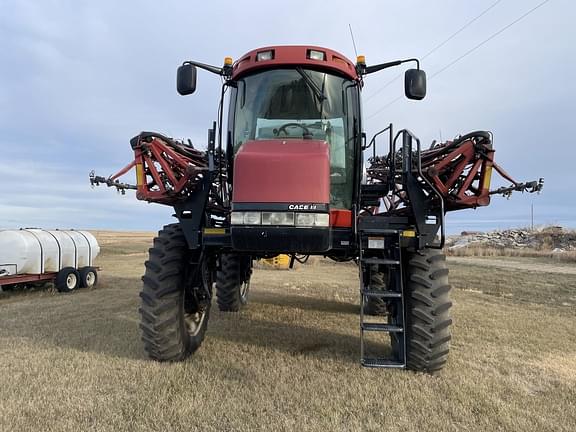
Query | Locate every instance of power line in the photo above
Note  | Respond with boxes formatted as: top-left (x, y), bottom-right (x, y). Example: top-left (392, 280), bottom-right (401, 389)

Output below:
top-left (365, 0), bottom-right (504, 103)
top-left (366, 95), bottom-right (404, 119)
top-left (366, 0), bottom-right (552, 120)
top-left (429, 0), bottom-right (550, 78)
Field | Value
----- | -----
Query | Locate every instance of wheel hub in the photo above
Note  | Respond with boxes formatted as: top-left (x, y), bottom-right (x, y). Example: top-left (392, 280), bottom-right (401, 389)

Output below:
top-left (184, 308), bottom-right (207, 337)
top-left (66, 273), bottom-right (77, 289)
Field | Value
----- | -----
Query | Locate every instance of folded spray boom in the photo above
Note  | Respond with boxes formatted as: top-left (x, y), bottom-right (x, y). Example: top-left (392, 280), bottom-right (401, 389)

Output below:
top-left (90, 131), bottom-right (227, 212)
top-left (366, 131), bottom-right (543, 214)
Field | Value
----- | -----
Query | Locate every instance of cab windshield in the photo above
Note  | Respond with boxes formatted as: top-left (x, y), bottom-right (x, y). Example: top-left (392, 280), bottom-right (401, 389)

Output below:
top-left (231, 69), bottom-right (356, 209)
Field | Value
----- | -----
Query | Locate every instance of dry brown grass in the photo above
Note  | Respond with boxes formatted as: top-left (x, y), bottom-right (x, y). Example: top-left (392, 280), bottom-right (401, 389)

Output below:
top-left (447, 245), bottom-right (576, 263)
top-left (0, 231), bottom-right (575, 431)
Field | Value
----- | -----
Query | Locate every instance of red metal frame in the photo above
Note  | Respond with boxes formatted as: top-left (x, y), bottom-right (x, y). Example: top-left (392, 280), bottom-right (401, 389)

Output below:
top-left (0, 273), bottom-right (56, 286)
top-left (111, 136), bottom-right (208, 205)
top-left (0, 266), bottom-right (101, 288)
top-left (424, 138), bottom-right (519, 211)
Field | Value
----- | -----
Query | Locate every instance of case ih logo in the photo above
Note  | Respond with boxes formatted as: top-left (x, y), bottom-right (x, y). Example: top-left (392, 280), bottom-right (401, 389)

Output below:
top-left (288, 204), bottom-right (318, 210)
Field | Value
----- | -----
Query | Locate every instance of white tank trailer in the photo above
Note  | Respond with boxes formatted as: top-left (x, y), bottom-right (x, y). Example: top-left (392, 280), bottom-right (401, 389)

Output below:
top-left (0, 229), bottom-right (100, 292)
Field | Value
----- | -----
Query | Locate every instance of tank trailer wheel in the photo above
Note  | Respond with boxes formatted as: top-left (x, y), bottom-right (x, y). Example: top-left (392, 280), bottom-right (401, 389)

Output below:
top-left (216, 254), bottom-right (252, 312)
top-left (79, 267), bottom-right (98, 288)
top-left (56, 267), bottom-right (80, 293)
top-left (139, 223), bottom-right (212, 361)
top-left (400, 248), bottom-right (453, 373)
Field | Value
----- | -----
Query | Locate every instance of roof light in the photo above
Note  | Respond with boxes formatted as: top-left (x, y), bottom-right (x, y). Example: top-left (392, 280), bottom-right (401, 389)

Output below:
top-left (256, 50), bottom-right (274, 62)
top-left (307, 49), bottom-right (326, 61)
top-left (224, 56), bottom-right (233, 66)
top-left (356, 55), bottom-right (366, 65)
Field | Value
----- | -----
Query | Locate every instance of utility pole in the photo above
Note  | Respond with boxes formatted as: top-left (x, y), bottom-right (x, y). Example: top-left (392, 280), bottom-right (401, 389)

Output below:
top-left (531, 203), bottom-right (534, 231)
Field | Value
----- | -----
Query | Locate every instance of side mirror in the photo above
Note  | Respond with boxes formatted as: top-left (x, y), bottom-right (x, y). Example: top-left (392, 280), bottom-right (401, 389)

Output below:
top-left (404, 69), bottom-right (426, 100)
top-left (177, 64), bottom-right (197, 95)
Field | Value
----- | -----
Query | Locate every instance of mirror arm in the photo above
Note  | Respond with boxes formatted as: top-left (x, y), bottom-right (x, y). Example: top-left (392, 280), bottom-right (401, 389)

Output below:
top-left (183, 60), bottom-right (224, 76)
top-left (360, 58), bottom-right (420, 75)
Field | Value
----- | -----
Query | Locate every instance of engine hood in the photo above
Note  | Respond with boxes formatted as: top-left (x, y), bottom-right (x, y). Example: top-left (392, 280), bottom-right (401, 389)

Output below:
top-left (232, 139), bottom-right (330, 204)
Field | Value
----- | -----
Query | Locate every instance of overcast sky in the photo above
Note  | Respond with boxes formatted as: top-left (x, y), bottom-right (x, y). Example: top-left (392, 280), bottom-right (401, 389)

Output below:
top-left (0, 0), bottom-right (573, 233)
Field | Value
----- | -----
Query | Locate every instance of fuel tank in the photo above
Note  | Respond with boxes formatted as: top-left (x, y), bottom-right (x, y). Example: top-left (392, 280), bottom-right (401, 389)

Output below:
top-left (232, 139), bottom-right (330, 205)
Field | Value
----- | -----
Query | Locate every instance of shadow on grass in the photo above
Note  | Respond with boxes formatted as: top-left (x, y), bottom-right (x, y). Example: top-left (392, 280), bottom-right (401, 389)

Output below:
top-left (208, 313), bottom-right (362, 364)
top-left (0, 276), bottom-right (144, 360)
top-left (251, 290), bottom-right (359, 315)
top-left (6, 275), bottom-right (378, 365)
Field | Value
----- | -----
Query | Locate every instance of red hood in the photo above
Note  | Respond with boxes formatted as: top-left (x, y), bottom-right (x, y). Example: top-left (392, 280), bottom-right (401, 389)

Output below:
top-left (232, 139), bottom-right (330, 204)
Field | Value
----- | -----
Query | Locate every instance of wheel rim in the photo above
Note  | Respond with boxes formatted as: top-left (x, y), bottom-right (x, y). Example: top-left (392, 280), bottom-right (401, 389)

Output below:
top-left (184, 308), bottom-right (207, 337)
top-left (66, 273), bottom-right (77, 290)
top-left (85, 272), bottom-right (96, 287)
top-left (183, 259), bottom-right (211, 337)
top-left (240, 280), bottom-right (250, 301)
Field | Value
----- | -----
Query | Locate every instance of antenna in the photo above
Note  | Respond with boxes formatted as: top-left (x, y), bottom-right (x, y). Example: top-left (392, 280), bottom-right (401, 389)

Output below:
top-left (348, 24), bottom-right (358, 57)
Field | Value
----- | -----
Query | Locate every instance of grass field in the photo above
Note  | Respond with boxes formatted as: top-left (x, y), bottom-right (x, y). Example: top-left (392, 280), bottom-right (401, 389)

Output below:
top-left (1, 231), bottom-right (575, 431)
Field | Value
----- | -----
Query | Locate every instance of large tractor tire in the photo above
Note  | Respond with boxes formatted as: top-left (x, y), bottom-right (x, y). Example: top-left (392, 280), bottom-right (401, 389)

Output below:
top-left (401, 248), bottom-right (452, 373)
top-left (363, 266), bottom-right (388, 316)
top-left (139, 224), bottom-right (212, 361)
top-left (215, 254), bottom-right (251, 312)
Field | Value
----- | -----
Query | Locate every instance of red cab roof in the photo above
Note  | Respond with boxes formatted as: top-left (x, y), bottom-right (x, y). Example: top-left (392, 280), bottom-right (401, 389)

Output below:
top-left (231, 45), bottom-right (358, 81)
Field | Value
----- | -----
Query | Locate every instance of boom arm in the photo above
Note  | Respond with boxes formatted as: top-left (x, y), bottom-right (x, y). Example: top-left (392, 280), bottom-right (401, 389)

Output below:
top-left (90, 132), bottom-right (228, 214)
top-left (366, 131), bottom-right (543, 214)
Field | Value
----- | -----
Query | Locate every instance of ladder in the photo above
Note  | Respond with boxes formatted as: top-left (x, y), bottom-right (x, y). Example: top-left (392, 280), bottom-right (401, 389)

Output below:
top-left (358, 225), bottom-right (406, 368)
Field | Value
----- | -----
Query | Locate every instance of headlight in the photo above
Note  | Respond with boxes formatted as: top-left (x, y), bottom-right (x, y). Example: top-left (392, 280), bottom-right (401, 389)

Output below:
top-left (230, 211), bottom-right (262, 225)
top-left (262, 212), bottom-right (294, 226)
top-left (296, 213), bottom-right (329, 227)
top-left (295, 213), bottom-right (315, 226)
top-left (314, 213), bottom-right (330, 227)
top-left (230, 212), bottom-right (244, 225)
top-left (231, 211), bottom-right (328, 227)
top-left (243, 212), bottom-right (261, 225)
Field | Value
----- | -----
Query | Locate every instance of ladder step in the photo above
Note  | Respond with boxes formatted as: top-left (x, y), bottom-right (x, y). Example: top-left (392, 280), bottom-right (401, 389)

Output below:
top-left (361, 358), bottom-right (406, 368)
top-left (362, 289), bottom-right (402, 299)
top-left (362, 258), bottom-right (400, 265)
top-left (361, 323), bottom-right (403, 332)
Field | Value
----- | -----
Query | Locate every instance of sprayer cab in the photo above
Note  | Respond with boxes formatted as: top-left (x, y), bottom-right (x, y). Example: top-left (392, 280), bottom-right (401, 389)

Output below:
top-left (175, 46), bottom-right (427, 252)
